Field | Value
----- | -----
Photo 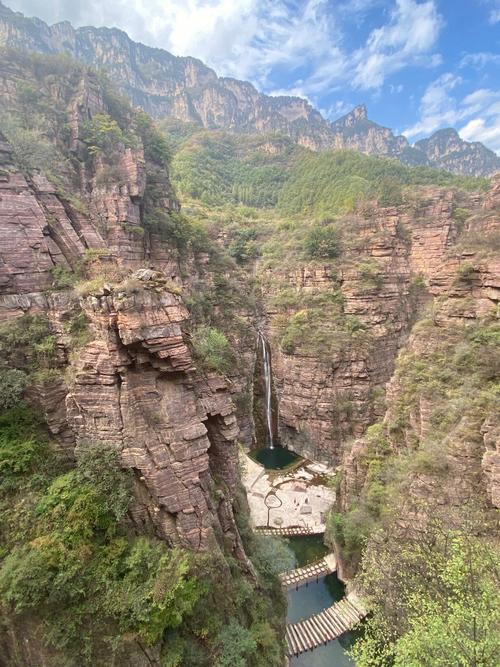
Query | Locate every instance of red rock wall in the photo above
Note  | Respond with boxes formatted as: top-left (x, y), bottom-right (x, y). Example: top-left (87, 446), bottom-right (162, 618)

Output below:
top-left (0, 66), bottom-right (248, 560)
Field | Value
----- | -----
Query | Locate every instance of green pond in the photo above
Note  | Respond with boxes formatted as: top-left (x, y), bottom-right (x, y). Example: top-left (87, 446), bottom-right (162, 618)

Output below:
top-left (250, 446), bottom-right (301, 470)
top-left (285, 534), bottom-right (329, 568)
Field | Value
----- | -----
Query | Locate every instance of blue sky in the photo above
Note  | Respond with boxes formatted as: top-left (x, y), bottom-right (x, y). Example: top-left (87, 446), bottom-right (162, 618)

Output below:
top-left (6, 1), bottom-right (500, 152)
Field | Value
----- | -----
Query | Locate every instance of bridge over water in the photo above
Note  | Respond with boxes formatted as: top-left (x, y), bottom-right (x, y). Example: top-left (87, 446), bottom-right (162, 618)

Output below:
top-left (286, 592), bottom-right (367, 657)
top-left (279, 553), bottom-right (337, 588)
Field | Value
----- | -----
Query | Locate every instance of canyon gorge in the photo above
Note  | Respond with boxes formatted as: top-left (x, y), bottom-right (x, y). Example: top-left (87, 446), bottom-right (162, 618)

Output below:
top-left (0, 7), bottom-right (499, 667)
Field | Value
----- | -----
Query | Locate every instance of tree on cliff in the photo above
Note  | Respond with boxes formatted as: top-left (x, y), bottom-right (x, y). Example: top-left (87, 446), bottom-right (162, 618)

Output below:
top-left (351, 522), bottom-right (500, 667)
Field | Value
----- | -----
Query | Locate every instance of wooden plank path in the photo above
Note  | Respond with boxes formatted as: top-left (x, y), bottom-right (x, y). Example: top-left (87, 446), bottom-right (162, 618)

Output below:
top-left (255, 526), bottom-right (324, 537)
top-left (285, 594), bottom-right (367, 657)
top-left (279, 554), bottom-right (337, 589)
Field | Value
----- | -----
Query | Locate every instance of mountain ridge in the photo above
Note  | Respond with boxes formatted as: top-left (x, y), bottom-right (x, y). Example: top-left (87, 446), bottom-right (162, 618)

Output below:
top-left (0, 0), bottom-right (499, 177)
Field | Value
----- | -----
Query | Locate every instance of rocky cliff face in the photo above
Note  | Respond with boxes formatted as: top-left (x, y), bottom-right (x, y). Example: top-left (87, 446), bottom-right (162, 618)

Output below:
top-left (0, 1), bottom-right (333, 151)
top-left (255, 184), bottom-right (497, 467)
top-left (266, 207), bottom-right (414, 464)
top-left (329, 105), bottom-right (422, 163)
top-left (331, 179), bottom-right (499, 577)
top-left (415, 128), bottom-right (500, 177)
top-left (0, 54), bottom-right (247, 559)
top-left (1, 1), bottom-right (499, 176)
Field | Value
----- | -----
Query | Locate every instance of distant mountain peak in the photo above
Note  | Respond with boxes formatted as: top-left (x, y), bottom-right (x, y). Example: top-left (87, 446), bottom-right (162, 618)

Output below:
top-left (432, 127), bottom-right (460, 138)
top-left (0, 0), bottom-right (498, 177)
top-left (351, 104), bottom-right (368, 121)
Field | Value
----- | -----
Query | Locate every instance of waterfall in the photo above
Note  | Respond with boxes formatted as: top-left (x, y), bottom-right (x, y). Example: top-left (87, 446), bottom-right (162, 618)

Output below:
top-left (259, 332), bottom-right (275, 449)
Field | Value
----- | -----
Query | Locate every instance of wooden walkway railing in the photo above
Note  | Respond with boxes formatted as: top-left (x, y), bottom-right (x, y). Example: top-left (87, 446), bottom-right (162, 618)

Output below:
top-left (279, 554), bottom-right (336, 588)
top-left (285, 594), bottom-right (367, 657)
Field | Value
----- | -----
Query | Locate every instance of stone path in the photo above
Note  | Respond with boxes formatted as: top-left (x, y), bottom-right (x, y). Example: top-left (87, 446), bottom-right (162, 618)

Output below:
top-left (241, 452), bottom-right (335, 532)
top-left (285, 593), bottom-right (367, 657)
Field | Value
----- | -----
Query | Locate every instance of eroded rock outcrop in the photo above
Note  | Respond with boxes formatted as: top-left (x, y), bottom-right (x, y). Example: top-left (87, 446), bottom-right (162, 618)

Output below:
top-left (65, 273), bottom-right (243, 552)
top-left (0, 58), bottom-right (248, 561)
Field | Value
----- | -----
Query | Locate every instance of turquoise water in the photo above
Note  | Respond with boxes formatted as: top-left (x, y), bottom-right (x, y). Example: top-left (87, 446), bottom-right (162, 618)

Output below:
top-left (286, 536), bottom-right (356, 666)
top-left (287, 573), bottom-right (345, 623)
top-left (251, 446), bottom-right (301, 469)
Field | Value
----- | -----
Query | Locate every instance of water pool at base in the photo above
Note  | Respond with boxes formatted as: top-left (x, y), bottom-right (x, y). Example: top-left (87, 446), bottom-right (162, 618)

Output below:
top-left (250, 446), bottom-right (301, 470)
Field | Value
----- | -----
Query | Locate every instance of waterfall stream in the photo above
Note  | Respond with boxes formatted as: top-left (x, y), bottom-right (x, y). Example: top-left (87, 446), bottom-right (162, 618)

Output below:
top-left (259, 332), bottom-right (275, 449)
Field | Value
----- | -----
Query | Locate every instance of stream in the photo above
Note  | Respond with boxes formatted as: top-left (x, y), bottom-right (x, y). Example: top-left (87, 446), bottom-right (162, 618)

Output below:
top-left (285, 535), bottom-right (356, 666)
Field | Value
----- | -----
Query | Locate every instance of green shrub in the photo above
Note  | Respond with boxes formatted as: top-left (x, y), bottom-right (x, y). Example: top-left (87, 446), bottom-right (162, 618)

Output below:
top-left (0, 369), bottom-right (28, 411)
top-left (0, 314), bottom-right (55, 373)
top-left (377, 177), bottom-right (403, 207)
top-left (82, 113), bottom-right (134, 157)
top-left (451, 207), bottom-right (471, 226)
top-left (215, 621), bottom-right (257, 667)
top-left (142, 208), bottom-right (210, 254)
top-left (0, 112), bottom-right (67, 177)
top-left (50, 265), bottom-right (76, 289)
top-left (67, 312), bottom-right (92, 348)
top-left (0, 404), bottom-right (48, 493)
top-left (456, 261), bottom-right (475, 282)
top-left (135, 110), bottom-right (172, 168)
top-left (357, 259), bottom-right (383, 289)
top-left (352, 529), bottom-right (500, 667)
top-left (228, 228), bottom-right (259, 263)
top-left (0, 442), bottom-right (201, 661)
top-left (249, 536), bottom-right (295, 577)
top-left (192, 326), bottom-right (235, 375)
top-left (305, 222), bottom-right (341, 259)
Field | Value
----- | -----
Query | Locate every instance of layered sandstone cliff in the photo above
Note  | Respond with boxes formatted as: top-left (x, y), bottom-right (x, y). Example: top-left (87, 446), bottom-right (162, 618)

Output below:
top-left (331, 181), bottom-right (499, 576)
top-left (259, 185), bottom-right (497, 468)
top-left (0, 56), bottom-right (248, 562)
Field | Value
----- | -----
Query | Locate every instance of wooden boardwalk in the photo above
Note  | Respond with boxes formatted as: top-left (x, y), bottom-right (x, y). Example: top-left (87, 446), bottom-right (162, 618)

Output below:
top-left (279, 554), bottom-right (336, 588)
top-left (285, 594), bottom-right (367, 657)
top-left (255, 526), bottom-right (324, 537)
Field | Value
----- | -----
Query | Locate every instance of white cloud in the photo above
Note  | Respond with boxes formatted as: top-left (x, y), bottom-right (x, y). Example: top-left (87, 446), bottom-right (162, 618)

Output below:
top-left (353, 0), bottom-right (443, 88)
top-left (404, 75), bottom-right (500, 153)
top-left (389, 83), bottom-right (404, 93)
top-left (487, 0), bottom-right (500, 23)
top-left (403, 73), bottom-right (463, 137)
top-left (460, 117), bottom-right (500, 151)
top-left (8, 0), bottom-right (340, 90)
top-left (460, 52), bottom-right (500, 68)
top-left (321, 100), bottom-right (355, 120)
top-left (7, 0), bottom-right (443, 100)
